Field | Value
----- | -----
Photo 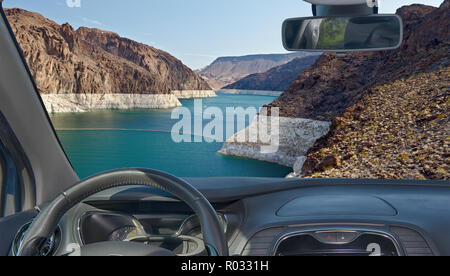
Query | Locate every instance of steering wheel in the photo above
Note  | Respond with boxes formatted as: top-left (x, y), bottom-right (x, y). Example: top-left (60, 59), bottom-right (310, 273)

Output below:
top-left (16, 169), bottom-right (229, 256)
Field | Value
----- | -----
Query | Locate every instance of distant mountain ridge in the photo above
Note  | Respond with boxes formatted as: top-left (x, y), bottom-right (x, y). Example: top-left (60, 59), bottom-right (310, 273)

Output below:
top-left (197, 52), bottom-right (315, 89)
top-left (223, 55), bottom-right (320, 91)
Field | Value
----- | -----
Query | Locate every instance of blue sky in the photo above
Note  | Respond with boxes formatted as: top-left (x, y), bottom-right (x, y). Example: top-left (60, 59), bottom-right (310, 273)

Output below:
top-left (3, 0), bottom-right (444, 69)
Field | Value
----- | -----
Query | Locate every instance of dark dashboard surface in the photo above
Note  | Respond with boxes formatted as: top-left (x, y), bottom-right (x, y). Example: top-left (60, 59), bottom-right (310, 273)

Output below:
top-left (4, 178), bottom-right (450, 256)
top-left (59, 177), bottom-right (450, 256)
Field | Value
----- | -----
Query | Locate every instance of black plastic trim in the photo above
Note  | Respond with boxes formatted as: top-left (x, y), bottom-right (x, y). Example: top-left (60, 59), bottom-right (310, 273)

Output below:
top-left (0, 112), bottom-right (35, 214)
top-left (0, 142), bottom-right (6, 216)
top-left (310, 4), bottom-right (378, 17)
top-left (0, 208), bottom-right (38, 256)
top-left (0, 140), bottom-right (19, 216)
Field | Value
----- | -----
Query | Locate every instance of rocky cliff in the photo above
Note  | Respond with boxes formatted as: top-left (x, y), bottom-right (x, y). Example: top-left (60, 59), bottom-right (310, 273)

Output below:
top-left (268, 2), bottom-right (449, 180)
top-left (220, 2), bottom-right (449, 180)
top-left (76, 27), bottom-right (211, 92)
top-left (5, 8), bottom-right (213, 111)
top-left (223, 55), bottom-right (320, 91)
top-left (197, 53), bottom-right (314, 89)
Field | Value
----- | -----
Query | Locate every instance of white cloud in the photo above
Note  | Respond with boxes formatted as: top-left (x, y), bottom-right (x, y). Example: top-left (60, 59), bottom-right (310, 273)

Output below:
top-left (82, 17), bottom-right (103, 27)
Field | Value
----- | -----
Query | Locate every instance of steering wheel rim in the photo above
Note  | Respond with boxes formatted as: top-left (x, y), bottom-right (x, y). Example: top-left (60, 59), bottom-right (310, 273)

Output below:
top-left (16, 168), bottom-right (229, 256)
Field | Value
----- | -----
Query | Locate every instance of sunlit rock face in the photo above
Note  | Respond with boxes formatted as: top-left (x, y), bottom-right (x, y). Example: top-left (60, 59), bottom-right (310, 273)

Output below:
top-left (76, 27), bottom-right (211, 92)
top-left (221, 2), bottom-right (449, 179)
top-left (5, 8), bottom-right (211, 102)
top-left (267, 2), bottom-right (450, 180)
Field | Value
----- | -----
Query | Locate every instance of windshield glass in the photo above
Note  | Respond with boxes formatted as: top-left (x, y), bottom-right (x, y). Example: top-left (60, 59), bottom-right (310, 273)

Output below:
top-left (3, 0), bottom-right (448, 180)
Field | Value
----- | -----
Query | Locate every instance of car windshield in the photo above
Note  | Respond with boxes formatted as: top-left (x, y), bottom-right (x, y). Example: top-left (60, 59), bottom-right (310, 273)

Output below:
top-left (3, 0), bottom-right (448, 181)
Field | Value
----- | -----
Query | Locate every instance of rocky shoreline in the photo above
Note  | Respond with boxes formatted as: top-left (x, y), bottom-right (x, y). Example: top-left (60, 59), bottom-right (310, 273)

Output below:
top-left (41, 93), bottom-right (182, 113)
top-left (218, 116), bottom-right (331, 176)
top-left (42, 91), bottom-right (218, 113)
top-left (216, 89), bottom-right (283, 97)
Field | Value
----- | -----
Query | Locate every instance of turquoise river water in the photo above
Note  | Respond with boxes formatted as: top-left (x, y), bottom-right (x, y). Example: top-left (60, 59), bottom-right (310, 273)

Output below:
top-left (50, 93), bottom-right (292, 179)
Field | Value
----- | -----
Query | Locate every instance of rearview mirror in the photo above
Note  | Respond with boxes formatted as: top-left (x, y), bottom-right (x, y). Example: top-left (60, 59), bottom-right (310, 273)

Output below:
top-left (283, 15), bottom-right (403, 52)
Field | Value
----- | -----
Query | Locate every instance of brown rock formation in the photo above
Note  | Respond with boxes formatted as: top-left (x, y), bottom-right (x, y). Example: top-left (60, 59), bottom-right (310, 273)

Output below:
top-left (5, 8), bottom-right (210, 96)
top-left (303, 68), bottom-right (449, 180)
top-left (266, 1), bottom-right (449, 180)
top-left (76, 27), bottom-right (210, 91)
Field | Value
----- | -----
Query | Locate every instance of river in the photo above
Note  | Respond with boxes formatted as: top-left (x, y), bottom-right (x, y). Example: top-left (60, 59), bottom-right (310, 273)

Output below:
top-left (50, 93), bottom-right (292, 179)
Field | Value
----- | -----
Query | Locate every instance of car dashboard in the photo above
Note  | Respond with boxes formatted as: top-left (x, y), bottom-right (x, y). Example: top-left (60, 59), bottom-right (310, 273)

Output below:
top-left (10, 178), bottom-right (450, 256)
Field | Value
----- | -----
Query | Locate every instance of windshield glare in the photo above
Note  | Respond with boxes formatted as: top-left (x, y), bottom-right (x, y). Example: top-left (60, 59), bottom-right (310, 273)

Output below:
top-left (3, 0), bottom-right (448, 181)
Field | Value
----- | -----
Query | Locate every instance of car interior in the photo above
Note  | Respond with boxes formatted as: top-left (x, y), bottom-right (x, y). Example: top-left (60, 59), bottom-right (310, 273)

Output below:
top-left (0, 0), bottom-right (448, 257)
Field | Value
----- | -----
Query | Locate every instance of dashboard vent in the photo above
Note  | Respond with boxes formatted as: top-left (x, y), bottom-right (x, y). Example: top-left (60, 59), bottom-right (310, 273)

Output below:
top-left (242, 227), bottom-right (284, 256)
top-left (11, 222), bottom-right (61, 256)
top-left (390, 227), bottom-right (433, 256)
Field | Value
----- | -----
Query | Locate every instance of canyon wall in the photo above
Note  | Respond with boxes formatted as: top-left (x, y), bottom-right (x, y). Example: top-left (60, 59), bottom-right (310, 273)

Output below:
top-left (5, 8), bottom-right (214, 112)
top-left (222, 2), bottom-right (449, 180)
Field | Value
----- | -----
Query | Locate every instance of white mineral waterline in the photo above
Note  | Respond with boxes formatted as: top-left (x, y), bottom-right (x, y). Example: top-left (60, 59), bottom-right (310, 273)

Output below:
top-left (172, 90), bottom-right (217, 99)
top-left (41, 90), bottom-right (218, 113)
top-left (41, 93), bottom-right (182, 113)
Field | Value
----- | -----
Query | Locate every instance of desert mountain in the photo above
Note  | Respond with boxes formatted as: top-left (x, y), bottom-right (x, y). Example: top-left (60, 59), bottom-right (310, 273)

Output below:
top-left (5, 8), bottom-right (210, 95)
top-left (197, 53), bottom-right (314, 89)
top-left (223, 55), bottom-right (320, 91)
top-left (267, 2), bottom-right (449, 180)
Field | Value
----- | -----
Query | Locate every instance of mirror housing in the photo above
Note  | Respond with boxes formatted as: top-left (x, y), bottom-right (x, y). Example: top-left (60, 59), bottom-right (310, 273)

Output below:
top-left (282, 14), bottom-right (403, 52)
